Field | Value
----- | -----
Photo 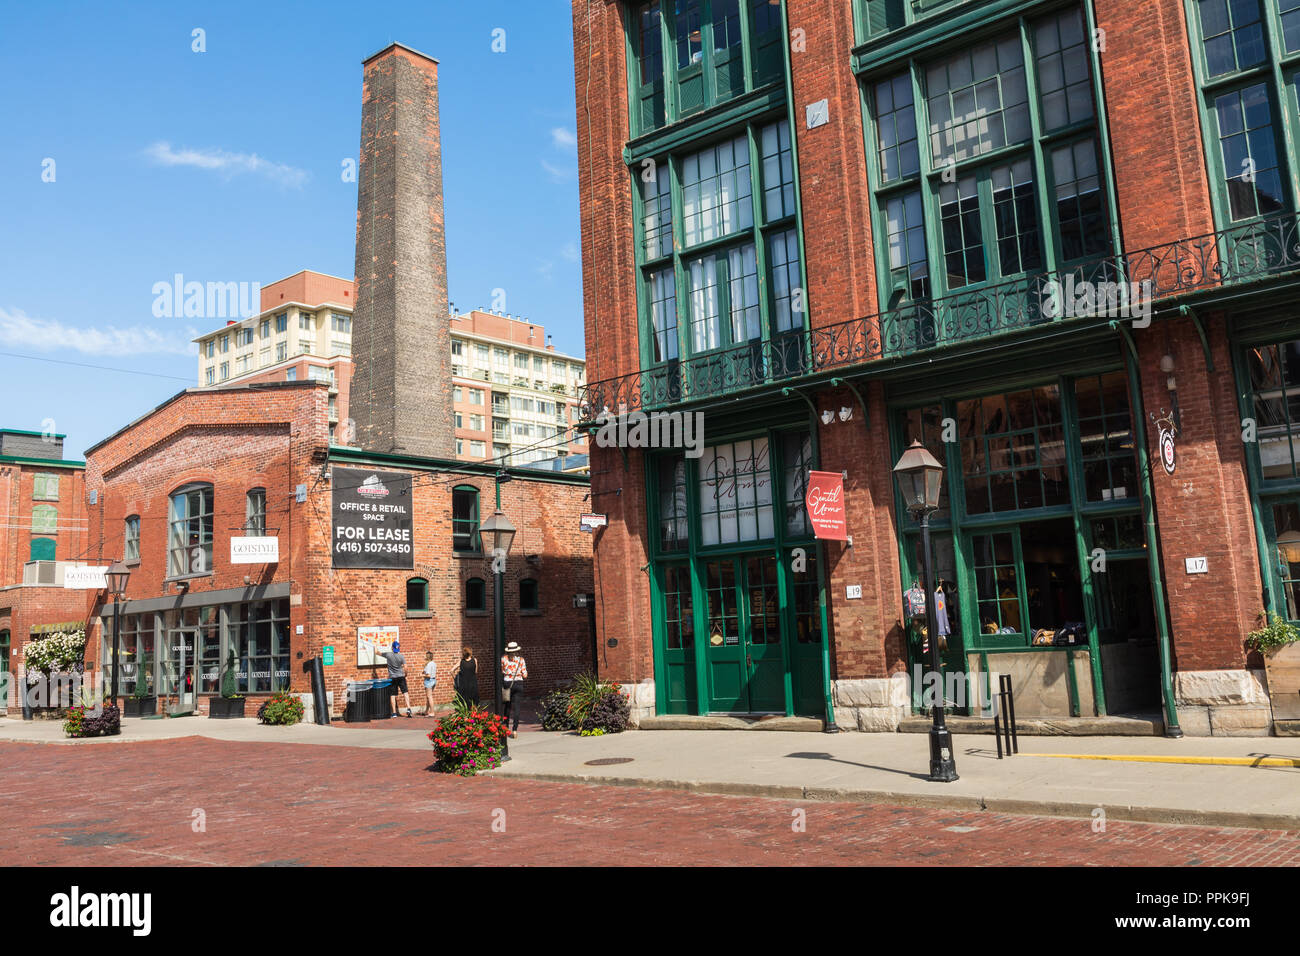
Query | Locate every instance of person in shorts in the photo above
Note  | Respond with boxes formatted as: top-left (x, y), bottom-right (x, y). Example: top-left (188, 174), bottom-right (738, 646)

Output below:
top-left (422, 650), bottom-right (437, 716)
top-left (378, 640), bottom-right (412, 718)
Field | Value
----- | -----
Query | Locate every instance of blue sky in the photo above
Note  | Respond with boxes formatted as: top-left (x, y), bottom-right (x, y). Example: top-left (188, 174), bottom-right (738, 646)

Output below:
top-left (0, 0), bottom-right (583, 457)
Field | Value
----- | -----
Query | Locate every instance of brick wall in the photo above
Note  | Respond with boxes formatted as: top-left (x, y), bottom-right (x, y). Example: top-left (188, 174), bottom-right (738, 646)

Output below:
top-left (352, 43), bottom-right (454, 460)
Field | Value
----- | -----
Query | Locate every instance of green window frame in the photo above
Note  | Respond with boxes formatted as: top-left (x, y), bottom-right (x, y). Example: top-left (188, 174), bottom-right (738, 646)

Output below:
top-left (1187, 0), bottom-right (1298, 225)
top-left (865, 5), bottom-right (1115, 320)
top-left (0, 629), bottom-right (9, 677)
top-left (124, 515), bottom-right (141, 563)
top-left (452, 486), bottom-right (480, 553)
top-left (634, 115), bottom-right (802, 372)
top-left (1245, 336), bottom-right (1300, 481)
top-left (628, 0), bottom-right (787, 137)
top-left (234, 599), bottom-right (291, 693)
top-left (32, 473), bottom-right (59, 501)
top-left (31, 504), bottom-right (57, 536)
top-left (406, 577), bottom-right (429, 613)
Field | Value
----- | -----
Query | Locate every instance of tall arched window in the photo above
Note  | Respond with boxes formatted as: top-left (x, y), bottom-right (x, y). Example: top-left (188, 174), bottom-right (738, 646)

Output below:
top-left (453, 485), bottom-right (480, 552)
top-left (124, 515), bottom-right (141, 562)
top-left (169, 483), bottom-right (213, 577)
top-left (245, 488), bottom-right (267, 535)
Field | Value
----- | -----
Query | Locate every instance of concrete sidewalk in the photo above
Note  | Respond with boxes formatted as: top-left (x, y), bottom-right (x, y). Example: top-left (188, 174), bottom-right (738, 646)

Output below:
top-left (4, 715), bottom-right (1298, 830)
top-left (491, 728), bottom-right (1300, 831)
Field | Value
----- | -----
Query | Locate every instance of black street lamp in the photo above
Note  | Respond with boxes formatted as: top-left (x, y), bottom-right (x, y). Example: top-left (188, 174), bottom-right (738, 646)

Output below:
top-left (477, 490), bottom-right (516, 756)
top-left (893, 441), bottom-right (958, 783)
top-left (104, 560), bottom-right (131, 711)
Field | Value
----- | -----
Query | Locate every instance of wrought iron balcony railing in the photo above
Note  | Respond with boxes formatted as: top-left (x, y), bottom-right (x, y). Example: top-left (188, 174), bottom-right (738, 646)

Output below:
top-left (579, 211), bottom-right (1300, 419)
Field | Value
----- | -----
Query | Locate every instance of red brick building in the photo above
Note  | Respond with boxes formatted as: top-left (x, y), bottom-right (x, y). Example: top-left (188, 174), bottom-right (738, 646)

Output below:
top-left (0, 430), bottom-right (96, 711)
top-left (572, 0), bottom-right (1300, 735)
top-left (72, 381), bottom-right (592, 717)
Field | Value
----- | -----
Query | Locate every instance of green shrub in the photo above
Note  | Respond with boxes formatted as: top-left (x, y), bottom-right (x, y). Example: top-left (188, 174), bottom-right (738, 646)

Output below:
top-left (1247, 612), bottom-right (1300, 653)
top-left (64, 704), bottom-right (121, 738)
top-left (257, 690), bottom-right (304, 725)
top-left (581, 687), bottom-right (630, 734)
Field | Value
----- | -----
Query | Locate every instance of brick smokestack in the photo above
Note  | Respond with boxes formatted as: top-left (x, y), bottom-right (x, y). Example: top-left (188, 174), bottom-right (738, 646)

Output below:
top-left (351, 42), bottom-right (453, 458)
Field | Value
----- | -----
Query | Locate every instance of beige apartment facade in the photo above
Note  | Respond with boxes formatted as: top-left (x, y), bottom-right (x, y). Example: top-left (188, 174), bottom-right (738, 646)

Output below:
top-left (194, 273), bottom-right (586, 467)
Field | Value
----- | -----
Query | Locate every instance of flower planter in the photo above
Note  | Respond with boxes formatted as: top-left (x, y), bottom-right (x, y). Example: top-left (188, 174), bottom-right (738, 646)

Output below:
top-left (123, 696), bottom-right (157, 718)
top-left (1264, 643), bottom-right (1300, 724)
top-left (208, 696), bottom-right (246, 719)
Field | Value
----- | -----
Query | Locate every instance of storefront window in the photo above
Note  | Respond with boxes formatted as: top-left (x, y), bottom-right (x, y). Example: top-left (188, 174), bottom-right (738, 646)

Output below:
top-left (233, 600), bottom-right (290, 693)
top-left (958, 385), bottom-right (1067, 514)
top-left (898, 405), bottom-right (951, 520)
top-left (973, 533), bottom-right (1021, 634)
top-left (782, 431), bottom-right (813, 536)
top-left (704, 560), bottom-right (741, 645)
top-left (1089, 513), bottom-right (1145, 551)
top-left (1272, 501), bottom-right (1300, 620)
top-left (698, 437), bottom-right (774, 545)
top-left (1248, 339), bottom-right (1300, 480)
top-left (658, 456), bottom-right (689, 551)
top-left (104, 613), bottom-right (154, 696)
top-left (1021, 517), bottom-right (1085, 633)
top-left (1075, 372), bottom-right (1138, 501)
top-left (745, 555), bottom-right (780, 645)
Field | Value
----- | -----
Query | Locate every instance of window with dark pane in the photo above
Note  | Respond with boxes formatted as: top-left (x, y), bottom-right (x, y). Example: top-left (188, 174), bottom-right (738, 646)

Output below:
top-left (406, 578), bottom-right (428, 612)
top-left (663, 563), bottom-right (694, 649)
top-left (1214, 83), bottom-right (1286, 220)
top-left (791, 550), bottom-right (822, 643)
top-left (1248, 339), bottom-right (1300, 480)
top-left (641, 158), bottom-right (673, 261)
top-left (1281, 0), bottom-right (1300, 53)
top-left (520, 578), bottom-right (539, 611)
top-left (991, 158), bottom-right (1042, 276)
top-left (875, 73), bottom-right (919, 183)
top-left (452, 486), bottom-right (480, 552)
top-left (1197, 0), bottom-right (1266, 77)
top-left (1052, 138), bottom-right (1111, 260)
top-left (898, 405), bottom-right (950, 519)
top-left (1034, 7), bottom-right (1094, 131)
top-left (957, 386), bottom-right (1067, 515)
top-left (465, 577), bottom-right (486, 612)
top-left (939, 176), bottom-right (985, 288)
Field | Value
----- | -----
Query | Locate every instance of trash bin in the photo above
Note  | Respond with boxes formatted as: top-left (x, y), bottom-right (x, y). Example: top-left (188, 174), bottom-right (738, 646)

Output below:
top-left (369, 679), bottom-right (394, 719)
top-left (344, 681), bottom-right (372, 723)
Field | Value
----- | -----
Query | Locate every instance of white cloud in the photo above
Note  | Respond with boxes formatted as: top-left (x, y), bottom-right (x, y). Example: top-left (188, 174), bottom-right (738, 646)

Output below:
top-left (0, 307), bottom-right (198, 357)
top-left (561, 241), bottom-right (580, 263)
top-left (144, 141), bottom-right (309, 188)
top-left (550, 127), bottom-right (577, 151)
top-left (541, 159), bottom-right (574, 183)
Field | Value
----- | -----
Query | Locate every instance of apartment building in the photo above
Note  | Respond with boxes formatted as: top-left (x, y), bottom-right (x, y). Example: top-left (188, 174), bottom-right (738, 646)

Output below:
top-left (572, 0), bottom-right (1300, 734)
top-left (193, 271), bottom-right (355, 443)
top-left (450, 309), bottom-right (587, 467)
top-left (195, 285), bottom-right (586, 466)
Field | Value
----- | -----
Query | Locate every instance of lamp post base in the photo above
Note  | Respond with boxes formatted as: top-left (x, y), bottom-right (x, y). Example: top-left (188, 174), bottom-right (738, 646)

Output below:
top-left (928, 725), bottom-right (959, 782)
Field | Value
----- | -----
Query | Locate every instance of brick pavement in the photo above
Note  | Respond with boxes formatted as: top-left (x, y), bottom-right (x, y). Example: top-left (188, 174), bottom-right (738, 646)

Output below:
top-left (2, 739), bottom-right (1297, 866)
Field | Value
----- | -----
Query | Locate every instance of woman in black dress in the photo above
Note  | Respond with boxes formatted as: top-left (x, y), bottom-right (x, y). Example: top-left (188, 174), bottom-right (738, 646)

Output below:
top-left (452, 647), bottom-right (479, 707)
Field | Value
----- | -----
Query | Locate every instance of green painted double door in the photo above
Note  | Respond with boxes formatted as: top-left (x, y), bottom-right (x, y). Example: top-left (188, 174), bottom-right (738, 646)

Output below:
top-left (702, 555), bottom-right (786, 713)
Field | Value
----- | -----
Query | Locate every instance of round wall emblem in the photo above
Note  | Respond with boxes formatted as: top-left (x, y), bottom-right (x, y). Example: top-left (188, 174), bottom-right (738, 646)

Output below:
top-left (1160, 429), bottom-right (1176, 475)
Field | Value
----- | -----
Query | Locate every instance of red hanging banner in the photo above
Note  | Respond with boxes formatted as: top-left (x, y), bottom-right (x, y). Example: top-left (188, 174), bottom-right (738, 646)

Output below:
top-left (805, 470), bottom-right (848, 541)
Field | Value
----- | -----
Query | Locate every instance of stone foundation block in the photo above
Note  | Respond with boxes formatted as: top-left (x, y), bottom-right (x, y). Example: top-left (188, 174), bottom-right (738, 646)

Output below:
top-left (1208, 704), bottom-right (1274, 736)
top-left (1175, 669), bottom-right (1268, 707)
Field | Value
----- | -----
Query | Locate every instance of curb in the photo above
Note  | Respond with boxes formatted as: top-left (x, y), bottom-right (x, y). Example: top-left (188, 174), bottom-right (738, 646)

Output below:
top-left (491, 769), bottom-right (1300, 831)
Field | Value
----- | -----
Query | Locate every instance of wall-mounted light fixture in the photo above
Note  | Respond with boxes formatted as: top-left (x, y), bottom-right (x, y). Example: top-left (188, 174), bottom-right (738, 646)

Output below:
top-left (838, 406), bottom-right (853, 422)
top-left (820, 410), bottom-right (835, 425)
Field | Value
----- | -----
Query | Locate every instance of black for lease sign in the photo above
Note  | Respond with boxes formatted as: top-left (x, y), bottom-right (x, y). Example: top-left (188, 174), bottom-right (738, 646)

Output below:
top-left (331, 467), bottom-right (414, 569)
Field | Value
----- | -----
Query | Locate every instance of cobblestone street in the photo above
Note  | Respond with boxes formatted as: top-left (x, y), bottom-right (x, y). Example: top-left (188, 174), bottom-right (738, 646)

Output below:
top-left (4, 739), bottom-right (1297, 867)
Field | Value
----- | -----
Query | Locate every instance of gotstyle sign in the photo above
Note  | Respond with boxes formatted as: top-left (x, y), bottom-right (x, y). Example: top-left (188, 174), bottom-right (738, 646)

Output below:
top-left (331, 467), bottom-right (414, 569)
